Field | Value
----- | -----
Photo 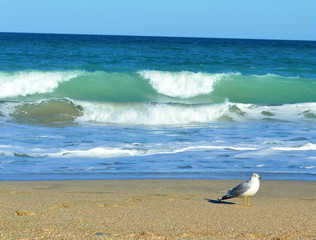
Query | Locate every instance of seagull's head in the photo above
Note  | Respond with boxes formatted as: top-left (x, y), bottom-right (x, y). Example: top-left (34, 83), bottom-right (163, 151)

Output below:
top-left (251, 173), bottom-right (262, 180)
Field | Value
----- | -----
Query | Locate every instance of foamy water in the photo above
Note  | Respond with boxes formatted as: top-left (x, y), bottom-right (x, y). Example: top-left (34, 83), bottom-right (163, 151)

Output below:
top-left (0, 70), bottom-right (81, 98)
top-left (138, 70), bottom-right (238, 98)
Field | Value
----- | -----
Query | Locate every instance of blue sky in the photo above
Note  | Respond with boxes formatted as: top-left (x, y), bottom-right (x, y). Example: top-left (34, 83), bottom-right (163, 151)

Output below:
top-left (1, 0), bottom-right (315, 40)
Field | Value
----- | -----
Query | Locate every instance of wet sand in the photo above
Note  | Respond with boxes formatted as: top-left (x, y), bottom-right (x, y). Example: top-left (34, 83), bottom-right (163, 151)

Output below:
top-left (0, 179), bottom-right (315, 239)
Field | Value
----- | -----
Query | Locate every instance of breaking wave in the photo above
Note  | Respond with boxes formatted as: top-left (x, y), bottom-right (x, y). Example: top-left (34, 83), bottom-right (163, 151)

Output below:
top-left (137, 70), bottom-right (238, 98)
top-left (0, 70), bottom-right (315, 105)
top-left (1, 98), bottom-right (316, 125)
top-left (0, 69), bottom-right (315, 126)
top-left (0, 70), bottom-right (82, 98)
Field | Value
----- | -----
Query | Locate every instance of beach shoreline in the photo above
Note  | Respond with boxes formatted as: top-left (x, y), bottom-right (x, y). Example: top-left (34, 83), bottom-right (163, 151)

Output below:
top-left (0, 179), bottom-right (315, 239)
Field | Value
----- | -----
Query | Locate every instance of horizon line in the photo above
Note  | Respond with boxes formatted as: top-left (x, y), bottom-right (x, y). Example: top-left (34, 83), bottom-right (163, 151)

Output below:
top-left (1, 31), bottom-right (315, 42)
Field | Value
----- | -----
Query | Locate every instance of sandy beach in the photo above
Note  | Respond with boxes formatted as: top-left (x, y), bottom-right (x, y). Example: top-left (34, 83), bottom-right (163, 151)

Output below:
top-left (0, 179), bottom-right (315, 239)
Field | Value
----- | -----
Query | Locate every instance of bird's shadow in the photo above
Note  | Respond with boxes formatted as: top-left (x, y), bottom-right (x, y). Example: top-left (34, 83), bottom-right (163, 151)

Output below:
top-left (205, 198), bottom-right (235, 205)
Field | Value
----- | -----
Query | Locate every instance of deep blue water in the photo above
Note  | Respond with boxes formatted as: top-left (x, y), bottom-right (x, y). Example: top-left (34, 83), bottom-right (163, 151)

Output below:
top-left (0, 32), bottom-right (315, 180)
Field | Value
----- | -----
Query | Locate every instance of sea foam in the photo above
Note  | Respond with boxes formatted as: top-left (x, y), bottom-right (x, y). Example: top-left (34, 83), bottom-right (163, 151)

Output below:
top-left (138, 70), bottom-right (238, 98)
top-left (76, 100), bottom-right (231, 125)
top-left (1, 144), bottom-right (258, 159)
top-left (273, 143), bottom-right (316, 151)
top-left (0, 70), bottom-right (81, 98)
top-left (76, 100), bottom-right (316, 125)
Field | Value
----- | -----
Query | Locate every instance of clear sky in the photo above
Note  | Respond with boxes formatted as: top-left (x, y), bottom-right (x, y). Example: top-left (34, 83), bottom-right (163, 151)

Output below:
top-left (1, 0), bottom-right (315, 40)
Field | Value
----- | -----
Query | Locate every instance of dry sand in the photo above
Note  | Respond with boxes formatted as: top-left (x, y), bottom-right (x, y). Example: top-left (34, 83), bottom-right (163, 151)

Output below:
top-left (0, 179), bottom-right (315, 239)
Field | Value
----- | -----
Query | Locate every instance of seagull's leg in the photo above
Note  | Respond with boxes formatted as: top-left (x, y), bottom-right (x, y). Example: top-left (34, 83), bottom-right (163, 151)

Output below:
top-left (247, 197), bottom-right (250, 206)
top-left (244, 197), bottom-right (247, 207)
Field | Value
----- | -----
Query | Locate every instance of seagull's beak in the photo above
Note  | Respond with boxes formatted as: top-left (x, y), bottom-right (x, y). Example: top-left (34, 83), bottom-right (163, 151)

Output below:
top-left (259, 176), bottom-right (262, 179)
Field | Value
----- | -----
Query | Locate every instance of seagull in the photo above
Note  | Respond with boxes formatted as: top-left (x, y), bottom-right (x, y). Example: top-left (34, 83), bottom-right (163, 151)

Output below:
top-left (218, 173), bottom-right (262, 207)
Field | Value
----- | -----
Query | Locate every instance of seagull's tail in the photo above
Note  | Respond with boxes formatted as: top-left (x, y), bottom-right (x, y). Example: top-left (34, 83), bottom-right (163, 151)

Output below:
top-left (218, 195), bottom-right (231, 201)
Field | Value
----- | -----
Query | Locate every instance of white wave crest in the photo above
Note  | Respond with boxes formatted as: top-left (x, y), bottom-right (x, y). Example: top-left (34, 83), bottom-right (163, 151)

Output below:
top-left (2, 144), bottom-right (258, 159)
top-left (273, 143), bottom-right (316, 151)
top-left (76, 100), bottom-right (316, 125)
top-left (0, 147), bottom-right (140, 159)
top-left (2, 97), bottom-right (316, 125)
top-left (0, 70), bottom-right (81, 98)
top-left (76, 101), bottom-right (231, 125)
top-left (234, 102), bottom-right (316, 122)
top-left (5, 146), bottom-right (177, 159)
top-left (138, 70), bottom-right (237, 98)
top-left (47, 147), bottom-right (137, 158)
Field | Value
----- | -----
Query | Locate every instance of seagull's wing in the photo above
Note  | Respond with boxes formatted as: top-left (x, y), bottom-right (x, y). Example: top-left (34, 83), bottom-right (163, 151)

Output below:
top-left (226, 181), bottom-right (250, 198)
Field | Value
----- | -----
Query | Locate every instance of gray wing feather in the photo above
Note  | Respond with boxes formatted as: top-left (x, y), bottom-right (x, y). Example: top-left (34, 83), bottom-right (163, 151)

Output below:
top-left (226, 181), bottom-right (250, 197)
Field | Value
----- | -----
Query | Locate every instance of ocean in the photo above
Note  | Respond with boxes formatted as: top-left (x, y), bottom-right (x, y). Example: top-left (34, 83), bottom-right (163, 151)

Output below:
top-left (0, 32), bottom-right (315, 181)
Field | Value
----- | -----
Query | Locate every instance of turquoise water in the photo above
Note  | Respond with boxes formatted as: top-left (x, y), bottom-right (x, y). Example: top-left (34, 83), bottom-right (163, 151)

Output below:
top-left (0, 33), bottom-right (315, 180)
